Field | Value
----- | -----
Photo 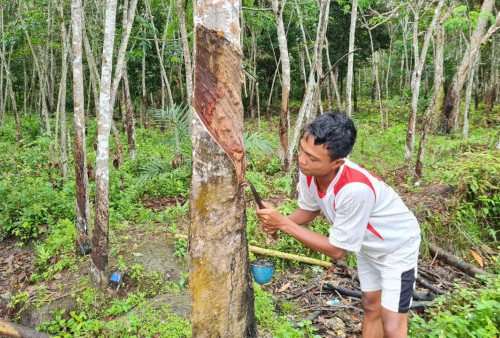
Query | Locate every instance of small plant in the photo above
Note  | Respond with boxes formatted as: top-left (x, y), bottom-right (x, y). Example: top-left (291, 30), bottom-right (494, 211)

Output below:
top-left (410, 274), bottom-right (500, 336)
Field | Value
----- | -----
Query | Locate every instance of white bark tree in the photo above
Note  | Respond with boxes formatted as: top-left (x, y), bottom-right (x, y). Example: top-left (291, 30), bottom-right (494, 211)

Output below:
top-left (272, 0), bottom-right (291, 170)
top-left (70, 0), bottom-right (91, 255)
top-left (345, 0), bottom-right (358, 116)
top-left (91, 0), bottom-right (118, 287)
top-left (404, 0), bottom-right (445, 161)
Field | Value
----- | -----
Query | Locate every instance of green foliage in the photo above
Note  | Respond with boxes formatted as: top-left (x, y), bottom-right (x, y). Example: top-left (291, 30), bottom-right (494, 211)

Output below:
top-left (254, 283), bottom-right (319, 337)
top-left (442, 151), bottom-right (500, 243)
top-left (410, 274), bottom-right (500, 337)
top-left (150, 104), bottom-right (191, 139)
top-left (31, 219), bottom-right (77, 282)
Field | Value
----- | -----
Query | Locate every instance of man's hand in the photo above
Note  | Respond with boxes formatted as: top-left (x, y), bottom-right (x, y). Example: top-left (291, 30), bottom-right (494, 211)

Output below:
top-left (255, 202), bottom-right (288, 235)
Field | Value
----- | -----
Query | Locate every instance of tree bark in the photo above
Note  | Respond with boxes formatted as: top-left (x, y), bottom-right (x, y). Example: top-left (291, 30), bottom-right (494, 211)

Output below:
top-left (56, 0), bottom-right (70, 179)
top-left (345, 0), bottom-right (358, 116)
top-left (429, 245), bottom-right (489, 278)
top-left (122, 66), bottom-right (137, 158)
top-left (272, 0), bottom-right (290, 169)
top-left (190, 0), bottom-right (256, 334)
top-left (0, 48), bottom-right (23, 145)
top-left (404, 0), bottom-right (444, 161)
top-left (70, 0), bottom-right (91, 255)
top-left (92, 0), bottom-right (118, 287)
top-left (285, 0), bottom-right (330, 171)
top-left (441, 0), bottom-right (497, 133)
top-left (176, 0), bottom-right (194, 116)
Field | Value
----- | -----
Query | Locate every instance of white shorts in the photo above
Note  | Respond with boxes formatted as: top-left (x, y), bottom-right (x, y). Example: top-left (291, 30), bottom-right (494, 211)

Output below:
top-left (356, 236), bottom-right (420, 313)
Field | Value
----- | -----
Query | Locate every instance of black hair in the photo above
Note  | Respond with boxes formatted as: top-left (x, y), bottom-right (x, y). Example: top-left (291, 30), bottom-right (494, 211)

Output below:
top-left (303, 111), bottom-right (357, 160)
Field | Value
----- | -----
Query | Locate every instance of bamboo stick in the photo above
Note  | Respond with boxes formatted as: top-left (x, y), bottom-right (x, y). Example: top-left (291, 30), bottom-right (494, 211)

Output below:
top-left (248, 246), bottom-right (334, 268)
top-left (174, 234), bottom-right (334, 268)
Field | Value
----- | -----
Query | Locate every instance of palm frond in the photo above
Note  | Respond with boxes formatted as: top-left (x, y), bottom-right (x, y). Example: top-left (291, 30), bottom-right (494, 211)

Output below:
top-left (244, 132), bottom-right (277, 158)
top-left (136, 158), bottom-right (170, 186)
top-left (150, 104), bottom-right (191, 138)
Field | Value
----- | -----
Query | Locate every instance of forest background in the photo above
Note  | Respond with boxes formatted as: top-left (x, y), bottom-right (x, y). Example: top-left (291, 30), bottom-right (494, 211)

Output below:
top-left (0, 0), bottom-right (499, 336)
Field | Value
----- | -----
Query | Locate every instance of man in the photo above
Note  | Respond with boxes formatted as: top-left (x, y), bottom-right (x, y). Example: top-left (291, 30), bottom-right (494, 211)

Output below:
top-left (256, 112), bottom-right (421, 337)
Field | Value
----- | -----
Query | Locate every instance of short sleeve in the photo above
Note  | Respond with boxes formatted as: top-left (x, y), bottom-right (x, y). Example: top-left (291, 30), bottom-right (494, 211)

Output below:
top-left (297, 174), bottom-right (320, 211)
top-left (328, 183), bottom-right (375, 252)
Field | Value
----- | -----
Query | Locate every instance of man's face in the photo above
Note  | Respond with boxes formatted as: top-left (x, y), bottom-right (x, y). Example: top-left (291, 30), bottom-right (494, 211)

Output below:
top-left (298, 134), bottom-right (343, 177)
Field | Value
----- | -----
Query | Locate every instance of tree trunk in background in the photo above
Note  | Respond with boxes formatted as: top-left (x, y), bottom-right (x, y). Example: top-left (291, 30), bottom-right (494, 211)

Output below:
top-left (415, 12), bottom-right (448, 178)
top-left (485, 36), bottom-right (498, 119)
top-left (70, 0), bottom-right (91, 255)
top-left (142, 45), bottom-right (148, 127)
top-left (0, 49), bottom-right (23, 145)
top-left (176, 0), bottom-right (194, 115)
top-left (190, 0), bottom-right (256, 334)
top-left (0, 5), bottom-right (3, 130)
top-left (18, 3), bottom-right (51, 136)
top-left (462, 51), bottom-right (480, 139)
top-left (145, 0), bottom-right (174, 107)
top-left (345, 0), bottom-right (358, 116)
top-left (285, 0), bottom-right (329, 170)
top-left (122, 66), bottom-right (137, 158)
top-left (404, 0), bottom-right (444, 162)
top-left (109, 0), bottom-right (138, 108)
top-left (441, 0), bottom-right (497, 133)
top-left (272, 0), bottom-right (290, 170)
top-left (92, 0), bottom-right (118, 287)
top-left (56, 0), bottom-right (70, 179)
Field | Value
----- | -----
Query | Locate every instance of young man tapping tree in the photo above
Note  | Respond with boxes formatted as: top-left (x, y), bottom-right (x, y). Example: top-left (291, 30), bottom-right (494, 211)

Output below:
top-left (256, 112), bottom-right (421, 337)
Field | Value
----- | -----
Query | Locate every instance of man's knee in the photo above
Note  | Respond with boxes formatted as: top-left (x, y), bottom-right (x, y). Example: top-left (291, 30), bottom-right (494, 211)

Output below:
top-left (361, 291), bottom-right (382, 314)
top-left (381, 308), bottom-right (408, 337)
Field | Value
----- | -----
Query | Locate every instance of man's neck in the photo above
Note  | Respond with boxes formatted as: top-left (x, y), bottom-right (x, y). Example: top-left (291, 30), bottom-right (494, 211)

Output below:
top-left (315, 168), bottom-right (340, 193)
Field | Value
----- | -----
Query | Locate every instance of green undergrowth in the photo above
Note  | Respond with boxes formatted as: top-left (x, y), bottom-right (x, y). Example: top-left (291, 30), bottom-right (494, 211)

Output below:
top-left (37, 279), bottom-right (190, 337)
top-left (410, 273), bottom-right (500, 337)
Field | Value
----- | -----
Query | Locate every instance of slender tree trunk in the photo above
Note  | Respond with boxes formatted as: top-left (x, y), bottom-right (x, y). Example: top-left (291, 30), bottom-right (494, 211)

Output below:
top-left (70, 0), bottom-right (91, 255)
top-left (18, 2), bottom-right (51, 136)
top-left (122, 66), bottom-right (136, 158)
top-left (92, 0), bottom-right (118, 287)
top-left (462, 52), bottom-right (480, 139)
top-left (56, 1), bottom-right (70, 179)
top-left (345, 0), bottom-right (358, 116)
top-left (272, 0), bottom-right (290, 169)
top-left (415, 12), bottom-right (448, 178)
top-left (190, 0), bottom-right (256, 335)
top-left (176, 0), bottom-right (194, 115)
top-left (404, 0), bottom-right (444, 161)
top-left (142, 45), bottom-right (148, 127)
top-left (0, 6), bottom-right (3, 130)
top-left (145, 0), bottom-right (174, 107)
top-left (441, 0), bottom-right (498, 133)
top-left (285, 0), bottom-right (330, 170)
top-left (0, 49), bottom-right (23, 145)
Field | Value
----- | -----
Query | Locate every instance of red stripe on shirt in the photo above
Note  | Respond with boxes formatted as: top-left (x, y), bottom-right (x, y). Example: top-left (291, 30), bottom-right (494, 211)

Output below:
top-left (333, 166), bottom-right (376, 200)
top-left (367, 223), bottom-right (383, 239)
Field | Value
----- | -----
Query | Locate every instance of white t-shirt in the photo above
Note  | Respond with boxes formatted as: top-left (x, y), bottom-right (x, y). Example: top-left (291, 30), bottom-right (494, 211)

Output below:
top-left (298, 159), bottom-right (420, 259)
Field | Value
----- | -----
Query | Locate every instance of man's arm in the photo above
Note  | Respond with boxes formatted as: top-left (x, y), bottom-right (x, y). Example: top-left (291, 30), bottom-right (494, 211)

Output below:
top-left (287, 207), bottom-right (320, 225)
top-left (256, 204), bottom-right (346, 260)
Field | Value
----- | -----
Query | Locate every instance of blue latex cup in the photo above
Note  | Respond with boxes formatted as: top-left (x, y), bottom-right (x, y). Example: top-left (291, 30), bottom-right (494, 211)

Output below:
top-left (250, 260), bottom-right (276, 284)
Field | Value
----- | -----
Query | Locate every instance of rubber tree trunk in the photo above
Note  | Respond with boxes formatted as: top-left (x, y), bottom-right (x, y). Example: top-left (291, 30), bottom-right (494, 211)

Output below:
top-left (92, 0), bottom-right (118, 287)
top-left (345, 0), bottom-right (358, 116)
top-left (415, 16), bottom-right (447, 178)
top-left (441, 0), bottom-right (496, 133)
top-left (56, 1), bottom-right (70, 179)
top-left (122, 65), bottom-right (137, 158)
top-left (70, 0), bottom-right (91, 254)
top-left (285, 0), bottom-right (330, 171)
top-left (272, 0), bottom-right (290, 170)
top-left (404, 0), bottom-right (444, 161)
top-left (189, 0), bottom-right (256, 335)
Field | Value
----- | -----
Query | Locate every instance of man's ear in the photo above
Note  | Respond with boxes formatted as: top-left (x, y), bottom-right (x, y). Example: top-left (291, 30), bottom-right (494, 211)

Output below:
top-left (332, 158), bottom-right (344, 168)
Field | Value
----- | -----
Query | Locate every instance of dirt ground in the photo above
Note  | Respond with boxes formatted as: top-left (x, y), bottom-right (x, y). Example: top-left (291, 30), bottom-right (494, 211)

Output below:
top-left (0, 177), bottom-right (479, 336)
